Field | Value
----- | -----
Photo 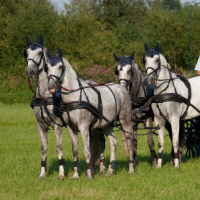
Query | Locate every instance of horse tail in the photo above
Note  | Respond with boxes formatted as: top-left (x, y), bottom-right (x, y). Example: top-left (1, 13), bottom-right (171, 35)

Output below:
top-left (121, 131), bottom-right (129, 157)
top-left (90, 129), bottom-right (101, 168)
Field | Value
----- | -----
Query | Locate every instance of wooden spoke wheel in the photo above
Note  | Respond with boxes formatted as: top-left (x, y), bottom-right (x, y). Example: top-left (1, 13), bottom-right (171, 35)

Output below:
top-left (184, 117), bottom-right (200, 161)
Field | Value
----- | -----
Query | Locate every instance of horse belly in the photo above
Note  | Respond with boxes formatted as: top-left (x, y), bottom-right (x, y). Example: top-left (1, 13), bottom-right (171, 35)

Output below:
top-left (185, 77), bottom-right (200, 119)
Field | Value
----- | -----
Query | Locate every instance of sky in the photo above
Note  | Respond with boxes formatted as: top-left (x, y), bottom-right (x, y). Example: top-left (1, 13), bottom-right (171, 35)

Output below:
top-left (51, 0), bottom-right (200, 11)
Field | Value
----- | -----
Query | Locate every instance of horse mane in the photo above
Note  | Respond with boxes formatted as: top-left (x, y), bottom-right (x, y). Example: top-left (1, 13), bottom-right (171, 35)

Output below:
top-left (159, 53), bottom-right (171, 69)
top-left (62, 57), bottom-right (78, 79)
top-left (131, 61), bottom-right (143, 77)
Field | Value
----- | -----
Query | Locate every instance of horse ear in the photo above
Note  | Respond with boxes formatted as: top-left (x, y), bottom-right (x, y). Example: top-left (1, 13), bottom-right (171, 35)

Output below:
top-left (58, 48), bottom-right (62, 59)
top-left (129, 51), bottom-right (135, 61)
top-left (115, 66), bottom-right (118, 76)
top-left (23, 49), bottom-right (27, 58)
top-left (113, 53), bottom-right (120, 62)
top-left (144, 42), bottom-right (149, 52)
top-left (47, 48), bottom-right (52, 59)
top-left (39, 34), bottom-right (44, 46)
top-left (26, 35), bottom-right (33, 46)
top-left (155, 43), bottom-right (159, 53)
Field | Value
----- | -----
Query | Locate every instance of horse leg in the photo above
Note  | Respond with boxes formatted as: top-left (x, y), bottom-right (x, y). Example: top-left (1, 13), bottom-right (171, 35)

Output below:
top-left (132, 129), bottom-right (138, 166)
top-left (37, 122), bottom-right (48, 179)
top-left (154, 116), bottom-right (165, 168)
top-left (145, 117), bottom-right (157, 167)
top-left (170, 118), bottom-right (180, 168)
top-left (132, 120), bottom-right (138, 166)
top-left (179, 120), bottom-right (185, 163)
top-left (165, 122), bottom-right (174, 165)
top-left (67, 126), bottom-right (80, 179)
top-left (79, 127), bottom-right (93, 180)
top-left (120, 121), bottom-right (134, 174)
top-left (104, 125), bottom-right (117, 176)
top-left (99, 129), bottom-right (106, 174)
top-left (53, 124), bottom-right (65, 179)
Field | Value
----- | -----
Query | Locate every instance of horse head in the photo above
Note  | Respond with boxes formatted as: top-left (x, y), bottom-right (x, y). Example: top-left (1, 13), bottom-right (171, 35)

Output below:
top-left (24, 34), bottom-right (45, 78)
top-left (45, 48), bottom-right (64, 93)
top-left (113, 52), bottom-right (135, 89)
top-left (143, 42), bottom-right (160, 85)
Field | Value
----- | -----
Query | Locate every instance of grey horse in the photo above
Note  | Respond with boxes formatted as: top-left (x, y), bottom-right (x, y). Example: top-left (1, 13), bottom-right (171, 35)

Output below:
top-left (113, 51), bottom-right (185, 166)
top-left (24, 35), bottom-right (106, 179)
top-left (24, 35), bottom-right (83, 179)
top-left (143, 43), bottom-right (189, 168)
top-left (45, 48), bottom-right (135, 180)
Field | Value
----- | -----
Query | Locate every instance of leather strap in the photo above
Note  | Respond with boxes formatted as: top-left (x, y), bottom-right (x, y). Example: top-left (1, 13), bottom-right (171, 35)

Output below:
top-left (86, 163), bottom-right (92, 169)
top-left (174, 153), bottom-right (179, 159)
top-left (73, 161), bottom-right (77, 168)
top-left (158, 153), bottom-right (162, 159)
top-left (41, 160), bottom-right (46, 167)
top-left (58, 158), bottom-right (65, 166)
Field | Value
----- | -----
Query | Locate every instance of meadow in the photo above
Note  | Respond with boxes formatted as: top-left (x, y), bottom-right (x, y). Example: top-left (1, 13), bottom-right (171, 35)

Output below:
top-left (0, 102), bottom-right (200, 200)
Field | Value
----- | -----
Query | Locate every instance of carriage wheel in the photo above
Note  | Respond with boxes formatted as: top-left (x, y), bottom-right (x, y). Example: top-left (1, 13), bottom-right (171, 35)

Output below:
top-left (184, 117), bottom-right (200, 161)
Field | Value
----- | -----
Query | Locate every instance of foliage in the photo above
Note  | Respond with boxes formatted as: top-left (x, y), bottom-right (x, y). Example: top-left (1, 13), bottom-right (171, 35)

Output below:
top-left (1, 0), bottom-right (200, 104)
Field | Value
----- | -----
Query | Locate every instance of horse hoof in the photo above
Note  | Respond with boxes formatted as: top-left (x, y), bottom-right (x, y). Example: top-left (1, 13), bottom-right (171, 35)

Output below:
top-left (39, 175), bottom-right (45, 179)
top-left (128, 170), bottom-right (135, 174)
top-left (58, 175), bottom-right (65, 180)
top-left (106, 172), bottom-right (113, 176)
top-left (86, 176), bottom-right (93, 181)
top-left (156, 165), bottom-right (162, 169)
top-left (99, 171), bottom-right (105, 175)
top-left (72, 174), bottom-right (79, 180)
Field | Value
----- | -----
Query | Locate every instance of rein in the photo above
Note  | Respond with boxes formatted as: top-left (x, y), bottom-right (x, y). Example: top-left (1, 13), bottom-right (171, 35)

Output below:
top-left (84, 61), bottom-right (116, 80)
top-left (57, 82), bottom-right (116, 92)
top-left (27, 78), bottom-right (35, 94)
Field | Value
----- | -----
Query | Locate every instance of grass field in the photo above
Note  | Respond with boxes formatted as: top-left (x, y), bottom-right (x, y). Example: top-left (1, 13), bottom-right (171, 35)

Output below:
top-left (1, 103), bottom-right (200, 200)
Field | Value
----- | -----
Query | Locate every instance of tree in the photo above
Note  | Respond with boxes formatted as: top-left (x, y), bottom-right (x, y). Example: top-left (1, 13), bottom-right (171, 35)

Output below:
top-left (162, 0), bottom-right (182, 11)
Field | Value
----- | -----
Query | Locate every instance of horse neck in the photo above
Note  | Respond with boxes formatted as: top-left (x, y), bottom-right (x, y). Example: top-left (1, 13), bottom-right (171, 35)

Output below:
top-left (155, 66), bottom-right (175, 94)
top-left (35, 50), bottom-right (53, 100)
top-left (60, 69), bottom-right (81, 102)
top-left (130, 68), bottom-right (145, 97)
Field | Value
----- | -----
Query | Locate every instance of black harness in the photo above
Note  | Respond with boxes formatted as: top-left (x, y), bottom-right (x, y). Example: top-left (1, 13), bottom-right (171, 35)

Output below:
top-left (144, 49), bottom-right (200, 120)
top-left (58, 79), bottom-right (118, 131)
top-left (26, 43), bottom-right (64, 127)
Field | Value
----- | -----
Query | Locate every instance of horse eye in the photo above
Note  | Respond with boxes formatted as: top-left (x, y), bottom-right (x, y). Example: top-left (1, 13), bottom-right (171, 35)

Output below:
top-left (156, 59), bottom-right (159, 62)
top-left (39, 52), bottom-right (42, 55)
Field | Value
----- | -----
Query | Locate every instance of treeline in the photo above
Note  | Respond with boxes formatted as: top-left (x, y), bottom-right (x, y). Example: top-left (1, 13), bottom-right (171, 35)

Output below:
top-left (0, 0), bottom-right (200, 103)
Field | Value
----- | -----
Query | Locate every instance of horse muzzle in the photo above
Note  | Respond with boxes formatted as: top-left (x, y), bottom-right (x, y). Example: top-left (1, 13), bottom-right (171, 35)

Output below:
top-left (119, 79), bottom-right (129, 90)
top-left (25, 67), bottom-right (37, 78)
top-left (48, 79), bottom-right (57, 93)
top-left (146, 75), bottom-right (155, 85)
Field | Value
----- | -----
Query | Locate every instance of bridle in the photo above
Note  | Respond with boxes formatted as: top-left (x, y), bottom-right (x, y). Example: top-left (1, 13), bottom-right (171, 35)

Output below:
top-left (24, 43), bottom-right (46, 94)
top-left (26, 43), bottom-right (45, 72)
top-left (115, 56), bottom-right (133, 89)
top-left (144, 49), bottom-right (161, 76)
top-left (46, 56), bottom-right (66, 86)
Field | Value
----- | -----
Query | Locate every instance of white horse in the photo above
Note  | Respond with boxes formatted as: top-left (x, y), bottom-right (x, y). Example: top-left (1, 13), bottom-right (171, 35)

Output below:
top-left (143, 42), bottom-right (199, 168)
top-left (45, 48), bottom-right (135, 180)
top-left (113, 52), bottom-right (186, 166)
top-left (24, 35), bottom-right (106, 179)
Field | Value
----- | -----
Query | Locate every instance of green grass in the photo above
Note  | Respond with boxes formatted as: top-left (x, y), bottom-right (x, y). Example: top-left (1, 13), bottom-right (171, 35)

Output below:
top-left (0, 103), bottom-right (200, 199)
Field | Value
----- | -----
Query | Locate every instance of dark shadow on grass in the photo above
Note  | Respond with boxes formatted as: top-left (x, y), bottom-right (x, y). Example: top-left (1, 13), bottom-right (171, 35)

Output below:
top-left (47, 158), bottom-right (91, 177)
top-left (46, 152), bottom-right (182, 177)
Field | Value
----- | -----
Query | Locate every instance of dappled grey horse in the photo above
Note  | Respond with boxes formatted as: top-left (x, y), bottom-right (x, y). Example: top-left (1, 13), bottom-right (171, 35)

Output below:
top-left (113, 51), bottom-right (185, 166)
top-left (45, 48), bottom-right (135, 180)
top-left (24, 35), bottom-right (66, 179)
top-left (113, 52), bottom-right (157, 166)
top-left (24, 35), bottom-right (106, 179)
top-left (143, 43), bottom-right (194, 168)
